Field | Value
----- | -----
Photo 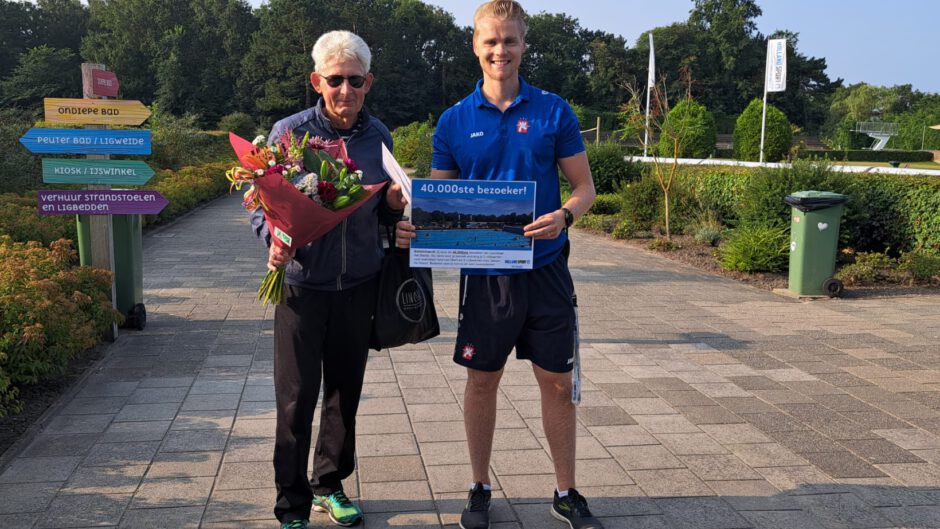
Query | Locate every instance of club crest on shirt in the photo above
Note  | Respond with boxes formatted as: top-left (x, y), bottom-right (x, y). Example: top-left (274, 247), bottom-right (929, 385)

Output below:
top-left (516, 119), bottom-right (529, 134)
top-left (461, 344), bottom-right (476, 361)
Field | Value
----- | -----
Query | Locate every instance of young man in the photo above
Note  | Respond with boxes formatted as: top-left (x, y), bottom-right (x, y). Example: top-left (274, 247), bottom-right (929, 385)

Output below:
top-left (396, 2), bottom-right (600, 528)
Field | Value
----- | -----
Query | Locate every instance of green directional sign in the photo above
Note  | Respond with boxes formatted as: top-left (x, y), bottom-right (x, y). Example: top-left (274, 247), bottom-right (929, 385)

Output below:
top-left (42, 159), bottom-right (155, 185)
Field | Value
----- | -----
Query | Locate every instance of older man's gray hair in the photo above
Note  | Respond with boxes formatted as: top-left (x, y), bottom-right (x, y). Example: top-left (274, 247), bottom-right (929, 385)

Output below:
top-left (312, 30), bottom-right (372, 74)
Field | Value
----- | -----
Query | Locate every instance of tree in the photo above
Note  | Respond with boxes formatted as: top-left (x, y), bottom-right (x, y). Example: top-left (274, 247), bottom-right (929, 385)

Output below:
top-left (521, 13), bottom-right (591, 104)
top-left (0, 1), bottom-right (41, 77)
top-left (733, 98), bottom-right (792, 162)
top-left (764, 31), bottom-right (841, 134)
top-left (657, 99), bottom-right (716, 158)
top-left (585, 33), bottom-right (632, 109)
top-left (0, 45), bottom-right (81, 107)
top-left (35, 0), bottom-right (88, 53)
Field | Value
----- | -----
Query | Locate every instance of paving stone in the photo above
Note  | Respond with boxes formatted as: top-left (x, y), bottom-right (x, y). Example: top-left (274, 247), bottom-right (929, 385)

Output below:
top-left (614, 397), bottom-right (676, 415)
top-left (360, 480), bottom-right (434, 513)
top-left (588, 425), bottom-right (658, 447)
top-left (100, 420), bottom-right (171, 443)
top-left (656, 497), bottom-right (751, 529)
top-left (699, 423), bottom-right (771, 444)
top-left (359, 455), bottom-right (427, 483)
top-left (574, 458), bottom-right (634, 487)
top-left (42, 413), bottom-right (114, 435)
top-left (793, 492), bottom-right (893, 529)
top-left (63, 464), bottom-right (148, 494)
top-left (425, 464), bottom-right (475, 494)
top-left (706, 479), bottom-right (796, 511)
top-left (61, 396), bottom-right (127, 415)
top-left (726, 443), bottom-right (807, 467)
top-left (215, 461), bottom-right (273, 491)
top-left (21, 433), bottom-right (100, 458)
top-left (36, 492), bottom-right (131, 528)
top-left (83, 441), bottom-right (160, 467)
top-left (171, 409), bottom-right (235, 430)
top-left (114, 402), bottom-right (181, 422)
top-left (577, 406), bottom-right (638, 426)
top-left (673, 405), bottom-right (743, 425)
top-left (654, 390), bottom-right (716, 407)
top-left (230, 417), bottom-right (275, 438)
top-left (629, 469), bottom-right (713, 498)
top-left (361, 511), bottom-right (442, 528)
top-left (131, 476), bottom-right (214, 508)
top-left (798, 450), bottom-right (887, 478)
top-left (740, 509), bottom-right (827, 529)
top-left (360, 413), bottom-right (415, 436)
top-left (419, 441), bottom-right (469, 466)
top-left (0, 456), bottom-right (82, 484)
top-left (0, 482), bottom-right (61, 514)
top-left (596, 383), bottom-right (656, 398)
top-left (840, 439), bottom-right (926, 464)
top-left (608, 444), bottom-right (683, 471)
top-left (680, 454), bottom-right (762, 481)
top-left (160, 429), bottom-right (229, 452)
top-left (493, 428), bottom-right (542, 451)
top-left (357, 433), bottom-right (419, 457)
top-left (203, 487), bottom-right (272, 523)
top-left (147, 451), bottom-right (223, 478)
top-left (118, 506), bottom-right (203, 528)
top-left (872, 428), bottom-right (940, 450)
top-left (180, 392), bottom-right (240, 411)
top-left (633, 414), bottom-right (700, 434)
top-left (655, 433), bottom-right (728, 455)
top-left (765, 430), bottom-right (845, 454)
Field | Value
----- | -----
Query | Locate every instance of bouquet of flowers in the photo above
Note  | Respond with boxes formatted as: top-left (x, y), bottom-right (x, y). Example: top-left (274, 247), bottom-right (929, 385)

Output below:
top-left (226, 132), bottom-right (384, 305)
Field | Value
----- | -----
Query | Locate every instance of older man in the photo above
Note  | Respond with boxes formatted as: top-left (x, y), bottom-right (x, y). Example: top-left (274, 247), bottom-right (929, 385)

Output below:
top-left (252, 30), bottom-right (404, 529)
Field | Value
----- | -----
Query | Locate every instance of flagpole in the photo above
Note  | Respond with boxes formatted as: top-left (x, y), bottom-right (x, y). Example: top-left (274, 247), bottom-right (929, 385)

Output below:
top-left (644, 33), bottom-right (654, 157)
top-left (759, 79), bottom-right (768, 164)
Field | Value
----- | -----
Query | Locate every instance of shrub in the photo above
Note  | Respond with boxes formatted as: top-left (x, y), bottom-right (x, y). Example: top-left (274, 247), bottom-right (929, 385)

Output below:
top-left (719, 224), bottom-right (789, 272)
top-left (0, 108), bottom-right (42, 193)
top-left (618, 175), bottom-right (660, 229)
top-left (657, 99), bottom-right (716, 159)
top-left (590, 193), bottom-right (621, 215)
top-left (586, 142), bottom-right (642, 193)
top-left (836, 252), bottom-right (898, 285)
top-left (612, 219), bottom-right (637, 240)
top-left (733, 99), bottom-right (792, 162)
top-left (391, 117), bottom-right (434, 176)
top-left (898, 249), bottom-right (940, 284)
top-left (217, 112), bottom-right (256, 139)
top-left (575, 214), bottom-right (618, 234)
top-left (142, 162), bottom-right (232, 226)
top-left (148, 104), bottom-right (230, 170)
top-left (737, 160), bottom-right (836, 229)
top-left (0, 192), bottom-right (76, 245)
top-left (0, 237), bottom-right (121, 416)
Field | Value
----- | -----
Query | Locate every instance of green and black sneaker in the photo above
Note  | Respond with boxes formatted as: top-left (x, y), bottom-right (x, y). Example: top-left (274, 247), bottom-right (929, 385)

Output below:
top-left (312, 490), bottom-right (363, 527)
top-left (280, 520), bottom-right (309, 529)
top-left (551, 488), bottom-right (603, 529)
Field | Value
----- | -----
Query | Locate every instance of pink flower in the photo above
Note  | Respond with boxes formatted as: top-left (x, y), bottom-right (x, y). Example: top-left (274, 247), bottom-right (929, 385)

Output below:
top-left (343, 158), bottom-right (359, 172)
top-left (307, 136), bottom-right (348, 161)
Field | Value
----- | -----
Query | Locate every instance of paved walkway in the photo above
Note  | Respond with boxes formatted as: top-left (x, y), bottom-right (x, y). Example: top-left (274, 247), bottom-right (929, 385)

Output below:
top-left (3, 193), bottom-right (940, 529)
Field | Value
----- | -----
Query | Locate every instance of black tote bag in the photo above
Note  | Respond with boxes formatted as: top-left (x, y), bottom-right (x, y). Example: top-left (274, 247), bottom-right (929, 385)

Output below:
top-left (369, 229), bottom-right (440, 350)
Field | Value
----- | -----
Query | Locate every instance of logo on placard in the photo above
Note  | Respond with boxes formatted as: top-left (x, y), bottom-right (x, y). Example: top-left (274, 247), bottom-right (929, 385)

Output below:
top-left (516, 119), bottom-right (529, 134)
top-left (461, 344), bottom-right (476, 361)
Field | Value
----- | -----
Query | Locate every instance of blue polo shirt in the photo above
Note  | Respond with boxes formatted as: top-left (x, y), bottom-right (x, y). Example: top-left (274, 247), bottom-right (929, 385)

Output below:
top-left (432, 77), bottom-right (585, 274)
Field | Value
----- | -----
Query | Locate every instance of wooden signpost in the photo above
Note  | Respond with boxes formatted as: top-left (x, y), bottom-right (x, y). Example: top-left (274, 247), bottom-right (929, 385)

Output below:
top-left (22, 63), bottom-right (158, 333)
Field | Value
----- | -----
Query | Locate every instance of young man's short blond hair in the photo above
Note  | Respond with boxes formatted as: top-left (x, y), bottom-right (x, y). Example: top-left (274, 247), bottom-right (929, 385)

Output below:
top-left (473, 0), bottom-right (528, 37)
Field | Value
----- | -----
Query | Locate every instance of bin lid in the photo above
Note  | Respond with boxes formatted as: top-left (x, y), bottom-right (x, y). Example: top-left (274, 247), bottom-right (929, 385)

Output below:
top-left (784, 190), bottom-right (848, 212)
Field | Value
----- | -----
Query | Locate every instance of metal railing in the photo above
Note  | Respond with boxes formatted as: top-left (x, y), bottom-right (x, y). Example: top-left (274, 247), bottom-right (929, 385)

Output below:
top-left (854, 121), bottom-right (899, 135)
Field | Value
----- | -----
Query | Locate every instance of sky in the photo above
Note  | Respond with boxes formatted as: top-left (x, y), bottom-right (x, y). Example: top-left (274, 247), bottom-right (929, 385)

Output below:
top-left (48, 0), bottom-right (935, 93)
top-left (373, 0), bottom-right (940, 95)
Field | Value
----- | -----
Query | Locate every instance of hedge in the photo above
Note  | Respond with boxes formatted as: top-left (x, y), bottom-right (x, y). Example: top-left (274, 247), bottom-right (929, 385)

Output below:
top-left (657, 99), bottom-right (716, 159)
top-left (585, 142), bottom-right (643, 193)
top-left (0, 237), bottom-right (122, 417)
top-left (806, 150), bottom-right (934, 163)
top-left (733, 99), bottom-right (792, 162)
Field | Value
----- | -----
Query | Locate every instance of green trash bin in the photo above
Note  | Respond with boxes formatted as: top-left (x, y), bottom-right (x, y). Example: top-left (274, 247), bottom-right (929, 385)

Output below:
top-left (112, 214), bottom-right (146, 329)
top-left (784, 191), bottom-right (848, 297)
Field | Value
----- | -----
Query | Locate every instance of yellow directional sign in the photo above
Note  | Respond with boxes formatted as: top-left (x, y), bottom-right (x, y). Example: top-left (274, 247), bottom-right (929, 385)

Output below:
top-left (44, 98), bottom-right (151, 126)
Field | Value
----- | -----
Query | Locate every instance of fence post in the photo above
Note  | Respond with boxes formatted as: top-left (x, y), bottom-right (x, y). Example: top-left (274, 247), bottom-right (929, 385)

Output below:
top-left (595, 117), bottom-right (601, 145)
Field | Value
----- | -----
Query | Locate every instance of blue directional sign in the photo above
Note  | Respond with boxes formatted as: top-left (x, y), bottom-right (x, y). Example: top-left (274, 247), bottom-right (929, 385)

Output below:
top-left (19, 128), bottom-right (151, 155)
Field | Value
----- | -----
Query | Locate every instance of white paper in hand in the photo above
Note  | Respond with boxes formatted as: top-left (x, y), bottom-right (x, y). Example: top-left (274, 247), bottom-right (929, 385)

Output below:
top-left (381, 143), bottom-right (412, 205)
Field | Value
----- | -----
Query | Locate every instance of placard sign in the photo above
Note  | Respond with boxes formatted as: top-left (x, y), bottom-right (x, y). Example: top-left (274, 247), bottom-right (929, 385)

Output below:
top-left (91, 69), bottom-right (119, 97)
top-left (20, 128), bottom-right (151, 155)
top-left (38, 190), bottom-right (168, 216)
top-left (44, 98), bottom-right (150, 126)
top-left (42, 159), bottom-right (154, 185)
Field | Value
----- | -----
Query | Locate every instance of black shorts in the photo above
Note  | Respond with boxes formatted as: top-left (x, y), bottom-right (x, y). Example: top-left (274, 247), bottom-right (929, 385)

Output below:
top-left (454, 254), bottom-right (576, 373)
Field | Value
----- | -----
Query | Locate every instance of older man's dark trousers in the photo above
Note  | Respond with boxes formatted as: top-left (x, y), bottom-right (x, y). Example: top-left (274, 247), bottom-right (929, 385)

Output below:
top-left (272, 279), bottom-right (377, 522)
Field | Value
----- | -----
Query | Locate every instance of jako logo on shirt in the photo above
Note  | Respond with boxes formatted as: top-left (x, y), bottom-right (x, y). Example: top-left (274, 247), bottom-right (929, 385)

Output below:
top-left (516, 119), bottom-right (529, 134)
top-left (470, 131), bottom-right (484, 138)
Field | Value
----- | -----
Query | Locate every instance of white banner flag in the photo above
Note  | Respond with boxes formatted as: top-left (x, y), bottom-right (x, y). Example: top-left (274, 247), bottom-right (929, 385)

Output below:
top-left (647, 33), bottom-right (656, 90)
top-left (765, 38), bottom-right (787, 92)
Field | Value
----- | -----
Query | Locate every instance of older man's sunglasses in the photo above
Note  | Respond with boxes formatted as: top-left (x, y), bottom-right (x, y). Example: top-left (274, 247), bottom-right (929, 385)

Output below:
top-left (324, 75), bottom-right (366, 88)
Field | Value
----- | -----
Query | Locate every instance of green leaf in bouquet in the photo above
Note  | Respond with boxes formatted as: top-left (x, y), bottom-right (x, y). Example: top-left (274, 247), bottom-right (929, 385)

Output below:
top-left (302, 147), bottom-right (320, 176)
